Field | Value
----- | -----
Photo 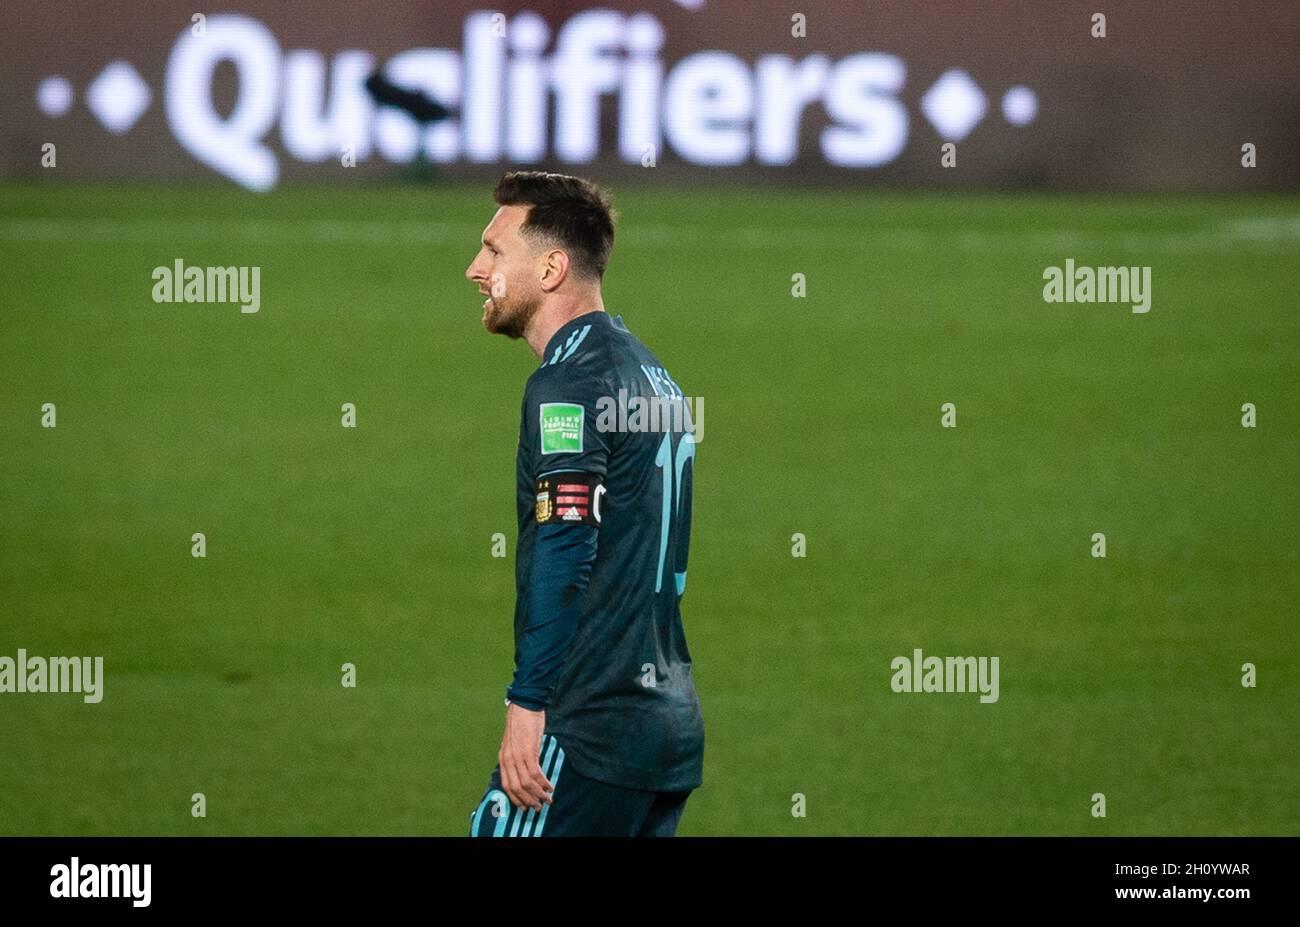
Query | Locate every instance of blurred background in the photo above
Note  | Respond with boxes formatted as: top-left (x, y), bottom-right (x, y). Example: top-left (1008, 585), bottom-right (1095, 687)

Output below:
top-left (1, 1), bottom-right (1298, 836)
top-left (4, 0), bottom-right (1299, 190)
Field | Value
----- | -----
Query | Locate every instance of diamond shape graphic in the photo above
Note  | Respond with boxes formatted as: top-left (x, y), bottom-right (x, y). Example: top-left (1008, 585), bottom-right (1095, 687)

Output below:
top-left (86, 60), bottom-right (151, 134)
top-left (921, 69), bottom-right (987, 142)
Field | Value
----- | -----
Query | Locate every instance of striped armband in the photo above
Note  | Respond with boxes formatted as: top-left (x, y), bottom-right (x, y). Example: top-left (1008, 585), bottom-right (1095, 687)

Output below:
top-left (535, 472), bottom-right (604, 526)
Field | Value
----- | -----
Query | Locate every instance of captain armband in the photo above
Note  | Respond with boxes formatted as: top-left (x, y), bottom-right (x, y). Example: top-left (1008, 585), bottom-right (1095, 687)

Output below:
top-left (536, 472), bottom-right (605, 526)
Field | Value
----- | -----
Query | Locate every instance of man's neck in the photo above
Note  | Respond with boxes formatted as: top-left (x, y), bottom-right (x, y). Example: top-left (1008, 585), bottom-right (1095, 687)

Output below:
top-left (525, 293), bottom-right (606, 359)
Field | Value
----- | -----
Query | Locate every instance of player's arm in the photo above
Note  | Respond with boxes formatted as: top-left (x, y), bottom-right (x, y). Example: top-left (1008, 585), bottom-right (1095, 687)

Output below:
top-left (506, 505), bottom-right (600, 711)
top-left (498, 372), bottom-right (611, 813)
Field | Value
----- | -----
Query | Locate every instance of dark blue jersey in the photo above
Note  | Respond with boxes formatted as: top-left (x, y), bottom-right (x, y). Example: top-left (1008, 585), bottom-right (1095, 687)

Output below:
top-left (507, 311), bottom-right (704, 793)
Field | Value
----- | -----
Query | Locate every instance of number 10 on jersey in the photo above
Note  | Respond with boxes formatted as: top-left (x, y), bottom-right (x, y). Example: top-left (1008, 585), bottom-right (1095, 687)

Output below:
top-left (654, 431), bottom-right (695, 595)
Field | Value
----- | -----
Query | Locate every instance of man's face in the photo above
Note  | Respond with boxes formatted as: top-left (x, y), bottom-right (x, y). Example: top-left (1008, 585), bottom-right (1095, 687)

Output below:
top-left (465, 205), bottom-right (541, 339)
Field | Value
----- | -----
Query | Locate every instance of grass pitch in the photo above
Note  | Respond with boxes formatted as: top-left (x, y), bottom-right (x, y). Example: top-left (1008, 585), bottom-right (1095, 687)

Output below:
top-left (1, 181), bottom-right (1297, 835)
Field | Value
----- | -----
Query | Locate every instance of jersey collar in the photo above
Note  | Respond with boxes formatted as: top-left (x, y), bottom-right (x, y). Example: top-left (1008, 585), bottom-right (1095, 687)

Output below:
top-left (541, 309), bottom-right (609, 364)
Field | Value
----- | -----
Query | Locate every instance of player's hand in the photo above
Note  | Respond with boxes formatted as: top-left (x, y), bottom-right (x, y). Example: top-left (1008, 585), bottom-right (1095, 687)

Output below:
top-left (499, 702), bottom-right (554, 813)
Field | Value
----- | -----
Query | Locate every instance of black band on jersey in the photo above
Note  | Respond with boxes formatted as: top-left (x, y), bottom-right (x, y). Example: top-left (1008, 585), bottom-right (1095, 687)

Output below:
top-left (536, 472), bottom-right (604, 526)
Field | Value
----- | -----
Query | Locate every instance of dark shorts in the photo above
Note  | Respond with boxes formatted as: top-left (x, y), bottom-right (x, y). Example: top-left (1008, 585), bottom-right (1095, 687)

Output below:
top-left (469, 733), bottom-right (692, 837)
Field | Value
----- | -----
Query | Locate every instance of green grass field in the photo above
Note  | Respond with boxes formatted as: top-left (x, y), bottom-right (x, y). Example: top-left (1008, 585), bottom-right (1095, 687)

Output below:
top-left (1, 180), bottom-right (1297, 835)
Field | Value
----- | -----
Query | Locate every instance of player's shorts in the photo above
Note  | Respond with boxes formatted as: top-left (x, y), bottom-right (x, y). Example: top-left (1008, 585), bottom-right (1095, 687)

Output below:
top-left (469, 733), bottom-right (692, 837)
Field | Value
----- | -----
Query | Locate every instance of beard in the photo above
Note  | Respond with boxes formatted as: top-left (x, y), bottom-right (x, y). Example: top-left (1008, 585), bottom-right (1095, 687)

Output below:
top-left (482, 289), bottom-right (539, 340)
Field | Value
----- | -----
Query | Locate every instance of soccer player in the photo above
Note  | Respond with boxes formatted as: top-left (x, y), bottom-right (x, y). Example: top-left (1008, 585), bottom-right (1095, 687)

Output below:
top-left (464, 172), bottom-right (704, 836)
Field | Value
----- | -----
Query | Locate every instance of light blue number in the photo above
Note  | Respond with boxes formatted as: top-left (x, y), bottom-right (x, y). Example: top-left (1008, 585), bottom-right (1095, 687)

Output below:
top-left (673, 433), bottom-right (695, 594)
top-left (654, 433), bottom-right (672, 593)
top-left (654, 431), bottom-right (695, 595)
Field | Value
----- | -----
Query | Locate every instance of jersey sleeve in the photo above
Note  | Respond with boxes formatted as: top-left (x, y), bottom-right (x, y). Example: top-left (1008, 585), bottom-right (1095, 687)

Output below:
top-left (522, 370), bottom-right (613, 481)
top-left (505, 521), bottom-right (598, 710)
top-left (505, 370), bottom-right (611, 711)
top-left (523, 370), bottom-right (613, 527)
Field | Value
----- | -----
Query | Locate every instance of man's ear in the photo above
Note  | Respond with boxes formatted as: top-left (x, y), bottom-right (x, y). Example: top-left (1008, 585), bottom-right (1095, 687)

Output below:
top-left (539, 248), bottom-right (569, 292)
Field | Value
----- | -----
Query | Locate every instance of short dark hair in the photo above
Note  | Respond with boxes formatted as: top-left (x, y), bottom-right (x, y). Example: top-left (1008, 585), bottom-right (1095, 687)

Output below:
top-left (493, 171), bottom-right (615, 280)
